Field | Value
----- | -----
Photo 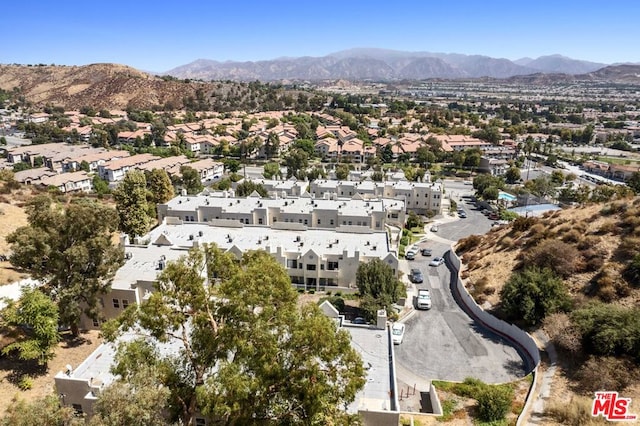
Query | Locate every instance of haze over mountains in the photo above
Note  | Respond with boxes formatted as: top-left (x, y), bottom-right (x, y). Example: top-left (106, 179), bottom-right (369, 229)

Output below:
top-left (164, 48), bottom-right (613, 81)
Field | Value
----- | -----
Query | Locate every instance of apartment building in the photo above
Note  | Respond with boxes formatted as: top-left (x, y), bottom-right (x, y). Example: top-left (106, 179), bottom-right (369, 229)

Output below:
top-left (157, 194), bottom-right (405, 231)
top-left (310, 179), bottom-right (443, 216)
top-left (79, 219), bottom-right (397, 333)
top-left (59, 301), bottom-right (398, 425)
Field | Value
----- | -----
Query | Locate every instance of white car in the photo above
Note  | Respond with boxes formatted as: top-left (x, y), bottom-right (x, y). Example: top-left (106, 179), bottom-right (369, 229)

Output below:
top-left (430, 225), bottom-right (439, 232)
top-left (429, 257), bottom-right (445, 267)
top-left (405, 245), bottom-right (419, 260)
top-left (391, 322), bottom-right (405, 345)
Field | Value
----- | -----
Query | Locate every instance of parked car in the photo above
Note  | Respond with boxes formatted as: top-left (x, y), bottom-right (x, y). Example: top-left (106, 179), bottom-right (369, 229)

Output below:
top-left (410, 268), bottom-right (424, 283)
top-left (429, 257), bottom-right (445, 267)
top-left (353, 317), bottom-right (366, 325)
top-left (405, 245), bottom-right (419, 260)
top-left (417, 289), bottom-right (432, 310)
top-left (488, 212), bottom-right (499, 220)
top-left (421, 248), bottom-right (432, 256)
top-left (391, 322), bottom-right (405, 345)
top-left (458, 211), bottom-right (467, 218)
top-left (430, 225), bottom-right (439, 232)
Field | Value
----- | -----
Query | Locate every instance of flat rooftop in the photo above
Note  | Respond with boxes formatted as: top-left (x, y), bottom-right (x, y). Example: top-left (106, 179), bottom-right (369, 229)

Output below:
top-left (345, 326), bottom-right (395, 413)
top-left (113, 223), bottom-right (393, 291)
top-left (162, 195), bottom-right (389, 216)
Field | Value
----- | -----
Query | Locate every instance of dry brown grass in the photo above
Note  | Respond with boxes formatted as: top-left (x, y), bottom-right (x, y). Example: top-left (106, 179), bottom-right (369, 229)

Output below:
top-left (0, 203), bottom-right (29, 286)
top-left (0, 330), bottom-right (102, 417)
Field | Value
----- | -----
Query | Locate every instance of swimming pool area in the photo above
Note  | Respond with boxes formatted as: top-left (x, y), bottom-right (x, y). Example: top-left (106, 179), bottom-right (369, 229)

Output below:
top-left (509, 204), bottom-right (561, 217)
top-left (498, 191), bottom-right (517, 202)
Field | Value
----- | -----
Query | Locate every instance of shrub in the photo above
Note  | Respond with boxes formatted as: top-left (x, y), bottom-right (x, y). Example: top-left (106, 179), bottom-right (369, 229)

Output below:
top-left (18, 375), bottom-right (33, 390)
top-left (475, 385), bottom-right (514, 422)
top-left (456, 234), bottom-right (482, 253)
top-left (323, 296), bottom-right (345, 313)
top-left (562, 229), bottom-right (582, 243)
top-left (572, 303), bottom-right (640, 361)
top-left (522, 239), bottom-right (583, 278)
top-left (575, 356), bottom-right (639, 394)
top-left (500, 267), bottom-right (571, 326)
top-left (622, 254), bottom-right (640, 287)
top-left (617, 236), bottom-right (640, 260)
top-left (511, 216), bottom-right (538, 232)
top-left (543, 313), bottom-right (582, 354)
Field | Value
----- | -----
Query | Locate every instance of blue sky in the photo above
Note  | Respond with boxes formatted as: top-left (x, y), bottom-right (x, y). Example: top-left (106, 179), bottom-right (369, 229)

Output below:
top-left (3, 1), bottom-right (638, 72)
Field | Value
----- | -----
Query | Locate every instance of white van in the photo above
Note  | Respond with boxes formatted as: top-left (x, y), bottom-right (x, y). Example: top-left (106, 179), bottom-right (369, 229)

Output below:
top-left (417, 289), bottom-right (432, 310)
top-left (391, 322), bottom-right (405, 345)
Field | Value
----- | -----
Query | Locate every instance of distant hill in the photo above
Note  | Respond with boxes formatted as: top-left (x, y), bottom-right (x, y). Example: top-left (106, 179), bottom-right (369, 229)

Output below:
top-left (0, 64), bottom-right (311, 111)
top-left (524, 54), bottom-right (606, 74)
top-left (0, 63), bottom-right (199, 110)
top-left (164, 48), bottom-right (618, 81)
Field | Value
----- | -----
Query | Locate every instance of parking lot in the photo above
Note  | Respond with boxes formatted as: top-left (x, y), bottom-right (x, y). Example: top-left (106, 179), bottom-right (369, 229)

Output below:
top-left (395, 186), bottom-right (528, 384)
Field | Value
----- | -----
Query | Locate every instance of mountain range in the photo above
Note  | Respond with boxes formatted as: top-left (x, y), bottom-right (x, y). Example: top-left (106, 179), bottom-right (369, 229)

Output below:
top-left (164, 48), bottom-right (614, 81)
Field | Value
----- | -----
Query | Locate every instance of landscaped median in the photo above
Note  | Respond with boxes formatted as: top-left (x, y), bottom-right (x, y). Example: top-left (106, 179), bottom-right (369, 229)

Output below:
top-left (432, 376), bottom-right (533, 425)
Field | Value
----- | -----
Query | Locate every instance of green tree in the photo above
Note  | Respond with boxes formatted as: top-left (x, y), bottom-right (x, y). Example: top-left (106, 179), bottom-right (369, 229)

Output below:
top-left (285, 148), bottom-right (308, 179)
top-left (7, 196), bottom-right (123, 336)
top-left (1, 287), bottom-right (59, 365)
top-left (235, 180), bottom-right (267, 197)
top-left (263, 162), bottom-right (281, 179)
top-left (626, 171), bottom-right (640, 194)
top-left (476, 385), bottom-right (514, 422)
top-left (356, 259), bottom-right (404, 321)
top-left (79, 160), bottom-right (90, 172)
top-left (482, 186), bottom-right (499, 201)
top-left (146, 169), bottom-right (175, 205)
top-left (500, 267), bottom-right (571, 326)
top-left (405, 211), bottom-right (423, 229)
top-left (224, 159), bottom-right (241, 173)
top-left (179, 165), bottom-right (203, 195)
top-left (504, 167), bottom-right (521, 184)
top-left (114, 170), bottom-right (151, 240)
top-left (90, 364), bottom-right (171, 426)
top-left (335, 164), bottom-right (350, 180)
top-left (104, 246), bottom-right (365, 425)
top-left (1, 394), bottom-right (81, 426)
top-left (92, 175), bottom-right (110, 195)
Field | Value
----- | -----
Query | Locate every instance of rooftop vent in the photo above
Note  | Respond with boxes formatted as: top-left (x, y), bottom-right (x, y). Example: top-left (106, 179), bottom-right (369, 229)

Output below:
top-left (198, 230), bottom-right (203, 237)
top-left (295, 236), bottom-right (301, 242)
top-left (158, 259), bottom-right (166, 270)
top-left (189, 234), bottom-right (194, 241)
top-left (125, 252), bottom-right (133, 260)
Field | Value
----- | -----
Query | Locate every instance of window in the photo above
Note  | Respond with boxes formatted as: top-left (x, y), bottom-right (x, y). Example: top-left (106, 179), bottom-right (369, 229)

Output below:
top-left (299, 263), bottom-right (303, 269)
top-left (304, 219), bottom-right (308, 225)
top-left (376, 221), bottom-right (381, 227)
top-left (348, 221), bottom-right (352, 225)
top-left (258, 218), bottom-right (263, 225)
top-left (298, 219), bottom-right (302, 223)
top-left (320, 264), bottom-right (325, 270)
top-left (122, 299), bottom-right (129, 309)
top-left (93, 319), bottom-right (100, 327)
top-left (330, 219), bottom-right (334, 225)
top-left (112, 299), bottom-right (120, 308)
top-left (287, 259), bottom-right (297, 269)
top-left (342, 221), bottom-right (346, 225)
top-left (306, 264), bottom-right (316, 271)
top-left (327, 261), bottom-right (339, 270)
top-left (317, 219), bottom-right (321, 225)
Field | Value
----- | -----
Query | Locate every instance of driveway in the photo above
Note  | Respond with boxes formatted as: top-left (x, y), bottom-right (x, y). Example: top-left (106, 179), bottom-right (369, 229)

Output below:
top-left (395, 205), bottom-right (527, 384)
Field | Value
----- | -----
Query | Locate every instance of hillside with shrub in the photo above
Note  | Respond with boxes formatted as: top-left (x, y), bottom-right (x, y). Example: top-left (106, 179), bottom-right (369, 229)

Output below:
top-left (456, 198), bottom-right (640, 421)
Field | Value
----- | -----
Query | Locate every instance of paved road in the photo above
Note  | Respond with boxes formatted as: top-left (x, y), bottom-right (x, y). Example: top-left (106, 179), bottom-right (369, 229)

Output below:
top-left (395, 193), bottom-right (527, 384)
